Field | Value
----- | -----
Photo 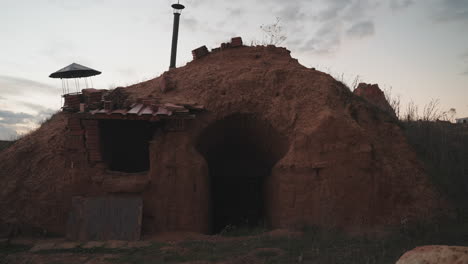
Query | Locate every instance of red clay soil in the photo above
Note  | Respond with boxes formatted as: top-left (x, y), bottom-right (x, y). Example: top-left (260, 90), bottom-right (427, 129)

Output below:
top-left (0, 45), bottom-right (449, 236)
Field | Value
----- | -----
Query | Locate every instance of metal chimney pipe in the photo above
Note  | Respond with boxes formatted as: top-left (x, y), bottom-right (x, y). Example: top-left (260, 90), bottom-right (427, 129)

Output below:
top-left (170, 3), bottom-right (185, 69)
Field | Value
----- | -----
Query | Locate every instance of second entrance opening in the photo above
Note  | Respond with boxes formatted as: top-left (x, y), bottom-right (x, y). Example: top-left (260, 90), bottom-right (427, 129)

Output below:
top-left (197, 114), bottom-right (288, 234)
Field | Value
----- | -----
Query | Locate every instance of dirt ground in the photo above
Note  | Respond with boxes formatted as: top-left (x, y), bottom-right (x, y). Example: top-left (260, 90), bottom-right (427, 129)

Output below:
top-left (1, 229), bottom-right (301, 264)
top-left (3, 225), bottom-right (468, 264)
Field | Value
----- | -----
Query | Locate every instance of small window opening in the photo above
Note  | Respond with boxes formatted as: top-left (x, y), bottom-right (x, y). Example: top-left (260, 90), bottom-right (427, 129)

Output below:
top-left (99, 120), bottom-right (155, 173)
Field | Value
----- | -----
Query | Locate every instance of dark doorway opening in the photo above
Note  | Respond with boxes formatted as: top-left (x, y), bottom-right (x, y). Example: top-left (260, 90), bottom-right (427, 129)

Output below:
top-left (197, 114), bottom-right (288, 234)
top-left (99, 120), bottom-right (155, 173)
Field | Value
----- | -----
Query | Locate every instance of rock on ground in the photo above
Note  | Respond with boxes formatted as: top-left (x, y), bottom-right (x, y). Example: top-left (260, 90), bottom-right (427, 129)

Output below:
top-left (396, 246), bottom-right (468, 264)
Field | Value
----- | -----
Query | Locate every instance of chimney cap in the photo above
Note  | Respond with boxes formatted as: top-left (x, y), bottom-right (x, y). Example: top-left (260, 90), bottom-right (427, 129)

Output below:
top-left (172, 3), bottom-right (185, 10)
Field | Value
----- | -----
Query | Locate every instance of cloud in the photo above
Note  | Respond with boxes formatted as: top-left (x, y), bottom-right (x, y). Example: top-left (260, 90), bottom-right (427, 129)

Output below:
top-left (47, 0), bottom-right (107, 10)
top-left (184, 16), bottom-right (200, 31)
top-left (0, 111), bottom-right (35, 125)
top-left (37, 109), bottom-right (57, 121)
top-left (40, 40), bottom-right (77, 64)
top-left (315, 0), bottom-right (351, 22)
top-left (276, 3), bottom-right (306, 22)
top-left (180, 0), bottom-right (381, 55)
top-left (0, 108), bottom-right (56, 140)
top-left (296, 0), bottom-right (380, 54)
top-left (227, 8), bottom-right (243, 17)
top-left (0, 124), bottom-right (18, 141)
top-left (313, 0), bottom-right (378, 22)
top-left (0, 110), bottom-right (35, 140)
top-left (0, 75), bottom-right (57, 96)
top-left (0, 75), bottom-right (58, 140)
top-left (300, 37), bottom-right (341, 54)
top-left (389, 0), bottom-right (414, 10)
top-left (433, 0), bottom-right (468, 23)
top-left (285, 38), bottom-right (304, 48)
top-left (346, 21), bottom-right (375, 38)
top-left (462, 51), bottom-right (468, 60)
top-left (300, 21), bottom-right (342, 54)
top-left (461, 51), bottom-right (468, 75)
top-left (17, 102), bottom-right (57, 118)
top-left (116, 67), bottom-right (138, 79)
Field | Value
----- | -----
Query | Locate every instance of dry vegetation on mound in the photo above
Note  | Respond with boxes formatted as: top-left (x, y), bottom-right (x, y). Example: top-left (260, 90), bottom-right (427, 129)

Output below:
top-left (403, 121), bottom-right (468, 218)
top-left (380, 88), bottom-right (468, 220)
top-left (0, 141), bottom-right (14, 152)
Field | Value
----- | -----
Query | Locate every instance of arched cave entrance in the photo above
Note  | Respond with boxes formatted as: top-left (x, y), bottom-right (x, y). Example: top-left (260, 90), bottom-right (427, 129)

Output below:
top-left (99, 120), bottom-right (156, 173)
top-left (197, 114), bottom-right (288, 234)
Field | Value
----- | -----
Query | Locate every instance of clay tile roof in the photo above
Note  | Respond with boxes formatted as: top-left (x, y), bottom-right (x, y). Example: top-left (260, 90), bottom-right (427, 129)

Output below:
top-left (88, 101), bottom-right (203, 120)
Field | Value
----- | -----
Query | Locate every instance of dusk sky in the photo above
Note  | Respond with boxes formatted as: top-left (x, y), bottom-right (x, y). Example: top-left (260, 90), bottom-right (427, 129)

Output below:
top-left (0, 0), bottom-right (467, 140)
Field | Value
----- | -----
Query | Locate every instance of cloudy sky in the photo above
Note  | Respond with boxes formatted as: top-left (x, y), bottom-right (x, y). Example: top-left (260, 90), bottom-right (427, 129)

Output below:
top-left (0, 0), bottom-right (467, 140)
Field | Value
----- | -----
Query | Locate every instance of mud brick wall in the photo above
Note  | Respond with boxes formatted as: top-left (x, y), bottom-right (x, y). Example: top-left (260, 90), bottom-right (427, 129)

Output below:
top-left (81, 120), bottom-right (103, 163)
top-left (231, 37), bottom-right (243, 47)
top-left (62, 117), bottom-right (89, 188)
top-left (64, 94), bottom-right (81, 111)
top-left (65, 117), bottom-right (106, 170)
top-left (192, 46), bottom-right (209, 60)
top-left (85, 92), bottom-right (103, 110)
top-left (66, 117), bottom-right (85, 152)
top-left (192, 37), bottom-right (243, 60)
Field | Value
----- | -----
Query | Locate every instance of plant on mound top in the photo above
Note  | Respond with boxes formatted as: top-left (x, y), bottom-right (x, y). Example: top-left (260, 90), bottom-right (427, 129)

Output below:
top-left (250, 17), bottom-right (287, 46)
top-left (260, 17), bottom-right (287, 46)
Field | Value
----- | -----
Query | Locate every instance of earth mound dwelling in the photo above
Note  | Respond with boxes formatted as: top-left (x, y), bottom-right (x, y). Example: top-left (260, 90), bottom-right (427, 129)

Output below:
top-left (0, 38), bottom-right (447, 240)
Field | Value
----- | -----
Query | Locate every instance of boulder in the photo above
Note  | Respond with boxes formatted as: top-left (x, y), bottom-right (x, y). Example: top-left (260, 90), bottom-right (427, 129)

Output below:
top-left (396, 246), bottom-right (468, 264)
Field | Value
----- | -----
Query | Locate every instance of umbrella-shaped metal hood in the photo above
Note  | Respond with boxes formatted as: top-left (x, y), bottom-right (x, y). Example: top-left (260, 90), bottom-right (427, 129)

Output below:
top-left (49, 63), bottom-right (101, 79)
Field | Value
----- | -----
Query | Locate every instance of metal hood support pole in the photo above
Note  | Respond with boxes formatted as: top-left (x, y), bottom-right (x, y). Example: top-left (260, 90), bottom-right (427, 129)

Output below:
top-left (170, 3), bottom-right (185, 69)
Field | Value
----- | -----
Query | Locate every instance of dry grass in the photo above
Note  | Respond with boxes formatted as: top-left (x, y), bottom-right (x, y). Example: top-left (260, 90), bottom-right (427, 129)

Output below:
top-left (0, 140), bottom-right (14, 152)
top-left (403, 121), bottom-right (468, 214)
